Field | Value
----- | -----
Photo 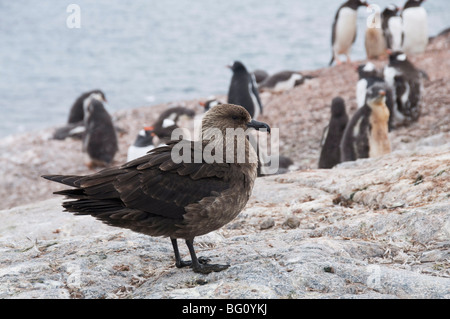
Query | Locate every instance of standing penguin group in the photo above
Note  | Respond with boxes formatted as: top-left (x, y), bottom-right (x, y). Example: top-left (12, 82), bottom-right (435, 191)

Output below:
top-left (321, 0), bottom-right (429, 168)
top-left (330, 0), bottom-right (429, 64)
top-left (319, 85), bottom-right (392, 168)
top-left (319, 49), bottom-right (425, 168)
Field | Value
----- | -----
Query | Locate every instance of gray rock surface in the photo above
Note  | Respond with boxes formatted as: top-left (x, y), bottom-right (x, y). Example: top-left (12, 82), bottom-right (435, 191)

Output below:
top-left (1, 143), bottom-right (449, 299)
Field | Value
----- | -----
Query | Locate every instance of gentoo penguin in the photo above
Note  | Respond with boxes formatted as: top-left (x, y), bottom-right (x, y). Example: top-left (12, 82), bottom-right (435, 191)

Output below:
top-left (68, 90), bottom-right (107, 124)
top-left (381, 5), bottom-right (403, 51)
top-left (258, 71), bottom-right (314, 92)
top-left (365, 10), bottom-right (387, 59)
top-left (199, 99), bottom-right (223, 112)
top-left (152, 106), bottom-right (196, 141)
top-left (127, 127), bottom-right (156, 162)
top-left (329, 0), bottom-right (368, 66)
top-left (52, 120), bottom-right (85, 140)
top-left (52, 90), bottom-right (108, 140)
top-left (356, 62), bottom-right (395, 130)
top-left (127, 106), bottom-right (196, 161)
top-left (227, 61), bottom-right (263, 119)
top-left (383, 51), bottom-right (424, 124)
top-left (318, 97), bottom-right (349, 169)
top-left (401, 0), bottom-right (428, 55)
top-left (340, 83), bottom-right (391, 162)
top-left (82, 97), bottom-right (118, 168)
top-left (252, 69), bottom-right (269, 84)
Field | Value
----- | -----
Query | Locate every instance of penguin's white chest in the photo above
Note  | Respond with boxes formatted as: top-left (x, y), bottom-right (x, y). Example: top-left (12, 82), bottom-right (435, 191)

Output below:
top-left (402, 7), bottom-right (428, 54)
top-left (388, 17), bottom-right (403, 51)
top-left (248, 75), bottom-right (260, 119)
top-left (334, 8), bottom-right (357, 54)
top-left (356, 79), bottom-right (368, 108)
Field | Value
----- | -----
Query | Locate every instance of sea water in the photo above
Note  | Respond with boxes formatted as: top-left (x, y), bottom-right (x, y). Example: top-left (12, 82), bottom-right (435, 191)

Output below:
top-left (0, 0), bottom-right (448, 137)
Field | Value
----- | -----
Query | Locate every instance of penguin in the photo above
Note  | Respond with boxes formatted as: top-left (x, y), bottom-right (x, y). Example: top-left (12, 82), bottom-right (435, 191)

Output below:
top-left (401, 0), bottom-right (428, 55)
top-left (318, 97), bottom-right (349, 169)
top-left (258, 71), bottom-right (314, 92)
top-left (199, 99), bottom-right (223, 112)
top-left (68, 89), bottom-right (107, 124)
top-left (127, 126), bottom-right (156, 162)
top-left (383, 51), bottom-right (424, 124)
top-left (152, 106), bottom-right (196, 137)
top-left (365, 10), bottom-right (387, 59)
top-left (356, 63), bottom-right (381, 108)
top-left (53, 90), bottom-right (107, 140)
top-left (151, 106), bottom-right (196, 145)
top-left (356, 62), bottom-right (395, 130)
top-left (381, 4), bottom-right (403, 51)
top-left (52, 121), bottom-right (85, 140)
top-left (227, 61), bottom-right (263, 119)
top-left (82, 97), bottom-right (118, 169)
top-left (252, 69), bottom-right (269, 84)
top-left (329, 0), bottom-right (368, 66)
top-left (127, 106), bottom-right (196, 161)
top-left (340, 83), bottom-right (391, 162)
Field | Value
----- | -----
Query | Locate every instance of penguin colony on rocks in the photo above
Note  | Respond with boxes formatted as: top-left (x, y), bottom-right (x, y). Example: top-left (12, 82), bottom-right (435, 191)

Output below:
top-left (319, 0), bottom-right (428, 168)
top-left (319, 50), bottom-right (425, 168)
top-left (330, 0), bottom-right (428, 63)
top-left (44, 0), bottom-right (433, 273)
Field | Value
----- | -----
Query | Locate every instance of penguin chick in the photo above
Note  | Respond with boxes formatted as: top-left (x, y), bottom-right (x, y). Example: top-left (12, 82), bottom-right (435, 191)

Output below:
top-left (82, 97), bottom-right (118, 168)
top-left (356, 62), bottom-right (395, 130)
top-left (68, 89), bottom-right (107, 124)
top-left (383, 51), bottom-right (424, 125)
top-left (341, 83), bottom-right (391, 162)
top-left (365, 11), bottom-right (387, 59)
top-left (318, 97), bottom-right (348, 168)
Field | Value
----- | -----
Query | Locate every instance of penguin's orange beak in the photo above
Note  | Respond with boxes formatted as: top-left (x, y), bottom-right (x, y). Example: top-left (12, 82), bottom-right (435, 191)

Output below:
top-left (379, 90), bottom-right (386, 96)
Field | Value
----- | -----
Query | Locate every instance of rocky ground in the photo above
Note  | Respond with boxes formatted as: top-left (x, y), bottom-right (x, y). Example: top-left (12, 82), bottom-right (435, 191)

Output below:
top-left (0, 34), bottom-right (449, 299)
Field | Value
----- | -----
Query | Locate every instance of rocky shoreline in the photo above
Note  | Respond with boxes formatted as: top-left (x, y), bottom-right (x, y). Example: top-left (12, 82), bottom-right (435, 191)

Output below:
top-left (0, 33), bottom-right (449, 298)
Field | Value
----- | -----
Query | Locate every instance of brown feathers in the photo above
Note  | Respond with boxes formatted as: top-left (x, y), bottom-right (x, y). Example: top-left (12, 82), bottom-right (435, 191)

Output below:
top-left (42, 104), bottom-right (270, 273)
